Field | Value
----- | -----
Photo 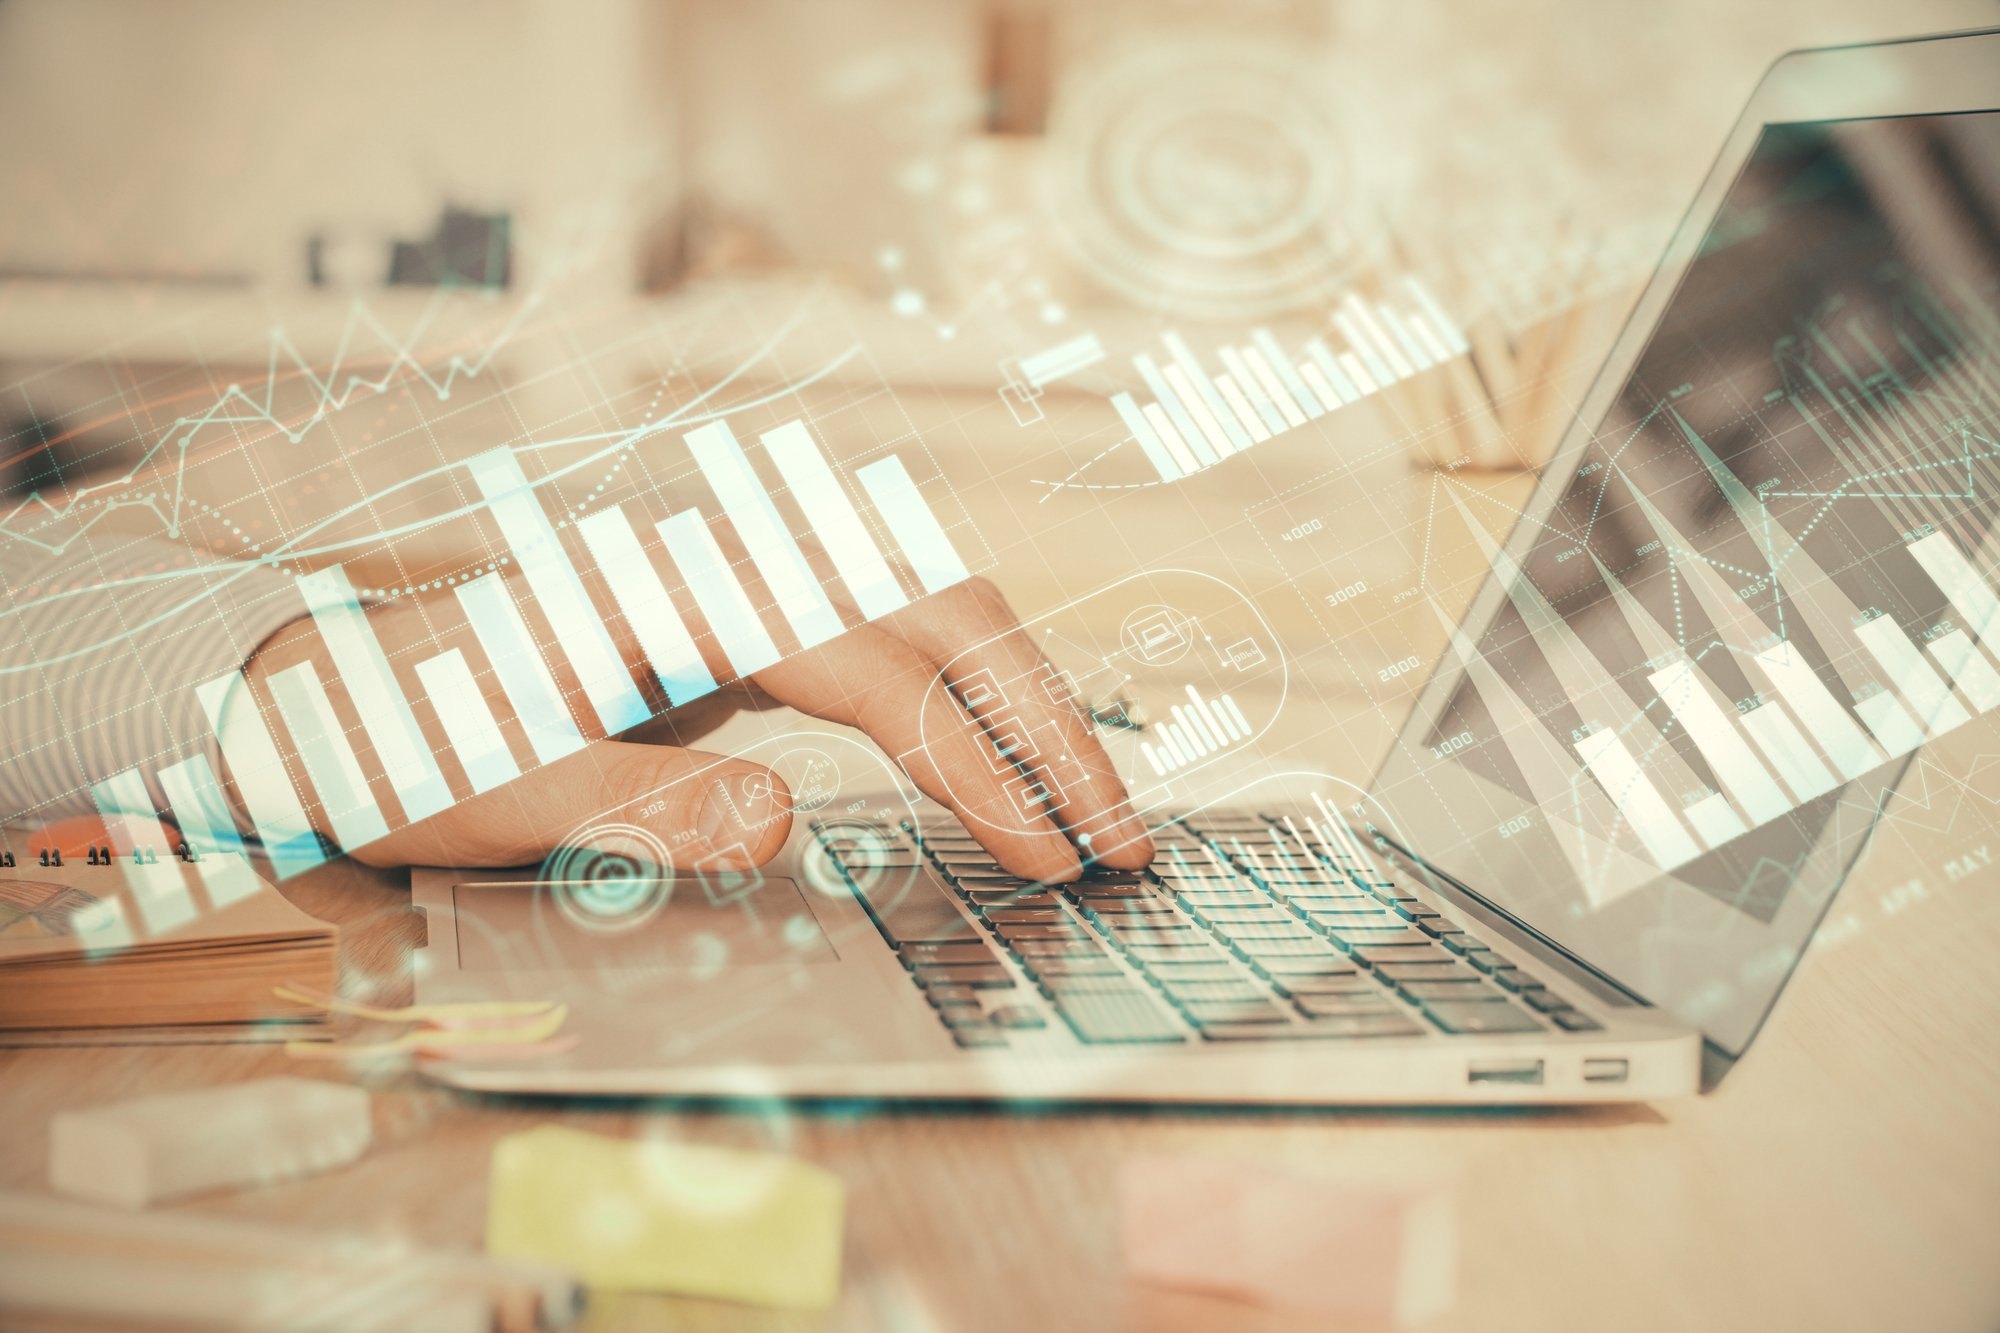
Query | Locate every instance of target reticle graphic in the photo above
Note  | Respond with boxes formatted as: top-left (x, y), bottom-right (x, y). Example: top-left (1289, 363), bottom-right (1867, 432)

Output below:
top-left (1046, 42), bottom-right (1377, 320)
top-left (539, 821), bottom-right (674, 935)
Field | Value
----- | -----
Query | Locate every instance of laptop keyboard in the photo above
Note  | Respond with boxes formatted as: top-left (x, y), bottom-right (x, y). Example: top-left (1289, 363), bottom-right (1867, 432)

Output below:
top-left (816, 810), bottom-right (1606, 1049)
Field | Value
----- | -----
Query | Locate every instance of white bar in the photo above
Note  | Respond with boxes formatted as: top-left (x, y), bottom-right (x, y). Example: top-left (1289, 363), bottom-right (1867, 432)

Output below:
top-left (1139, 741), bottom-right (1167, 776)
top-left (1406, 277), bottom-right (1471, 354)
top-left (1926, 628), bottom-right (2000, 711)
top-left (1855, 615), bottom-right (1970, 735)
top-left (1575, 729), bottom-right (1701, 868)
top-left (1306, 339), bottom-right (1362, 401)
top-left (1242, 347), bottom-right (1307, 428)
top-left (1170, 703), bottom-right (1217, 754)
top-left (576, 505), bottom-right (720, 706)
top-left (1854, 690), bottom-right (1925, 756)
top-left (195, 672), bottom-right (325, 879)
top-left (1157, 723), bottom-right (1192, 768)
top-left (1683, 791), bottom-right (1748, 849)
top-left (1909, 531), bottom-right (2000, 641)
top-left (415, 649), bottom-right (521, 794)
top-left (1163, 364), bottom-right (1237, 460)
top-left (1213, 373), bottom-right (1273, 443)
top-left (1218, 693), bottom-right (1253, 737)
top-left (1217, 347), bottom-right (1287, 434)
top-left (1143, 403), bottom-right (1202, 476)
top-left (1019, 332), bottom-right (1106, 387)
top-left (1112, 391), bottom-right (1183, 482)
top-left (658, 510), bottom-right (782, 678)
top-left (156, 756), bottom-right (264, 910)
top-left (89, 768), bottom-right (197, 935)
top-left (1252, 328), bottom-right (1325, 419)
top-left (1649, 661), bottom-right (1790, 823)
top-left (857, 457), bottom-right (972, 595)
top-left (1339, 350), bottom-right (1380, 396)
top-left (467, 449), bottom-right (651, 734)
top-left (1405, 309), bottom-right (1456, 364)
top-left (454, 574), bottom-right (588, 766)
top-left (1375, 304), bottom-right (1435, 370)
top-left (268, 663), bottom-right (390, 850)
top-left (1161, 332), bottom-right (1252, 452)
top-left (684, 421), bottom-right (846, 650)
top-left (296, 566), bottom-right (453, 821)
top-left (1752, 643), bottom-right (1881, 780)
top-left (761, 420), bottom-right (909, 622)
top-left (1344, 298), bottom-right (1415, 381)
top-left (1186, 685), bottom-right (1235, 743)
top-left (1298, 361), bottom-right (1344, 413)
top-left (1134, 354), bottom-right (1217, 467)
top-left (1739, 703), bottom-right (1839, 802)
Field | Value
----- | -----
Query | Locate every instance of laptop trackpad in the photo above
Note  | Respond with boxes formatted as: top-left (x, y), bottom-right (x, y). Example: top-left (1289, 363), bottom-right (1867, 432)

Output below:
top-left (448, 876), bottom-right (837, 975)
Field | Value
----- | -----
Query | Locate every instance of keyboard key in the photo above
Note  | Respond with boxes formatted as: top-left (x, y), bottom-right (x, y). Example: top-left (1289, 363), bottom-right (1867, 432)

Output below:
top-left (935, 1004), bottom-right (988, 1028)
top-left (1069, 883), bottom-right (1159, 900)
top-left (1301, 910), bottom-right (1397, 926)
top-left (1171, 889), bottom-right (1270, 908)
top-left (923, 985), bottom-right (978, 1008)
top-left (1037, 971), bottom-right (1141, 994)
top-left (1009, 938), bottom-right (1104, 957)
top-left (1055, 993), bottom-right (1186, 1044)
top-left (982, 908), bottom-right (1069, 926)
top-left (1399, 979), bottom-right (1500, 1001)
top-left (1491, 969), bottom-right (1549, 993)
top-left (1200, 1013), bottom-right (1424, 1040)
top-left (988, 1006), bottom-right (1048, 1030)
top-left (1267, 974), bottom-right (1376, 998)
top-left (1421, 999), bottom-right (1542, 1034)
top-left (912, 964), bottom-right (1015, 989)
top-left (1124, 943), bottom-right (1236, 965)
top-left (1347, 944), bottom-right (1449, 966)
top-left (1208, 922), bottom-right (1316, 941)
top-left (861, 877), bottom-right (978, 946)
top-left (898, 942), bottom-right (994, 967)
top-left (1371, 962), bottom-right (1473, 983)
top-left (1466, 952), bottom-right (1513, 974)
top-left (1190, 907), bottom-right (1297, 926)
top-left (1021, 956), bottom-right (1123, 978)
top-left (963, 889), bottom-right (1061, 908)
top-left (1292, 992), bottom-right (1399, 1017)
top-left (1142, 961), bottom-right (1247, 985)
top-left (1235, 939), bottom-right (1348, 960)
top-left (1519, 989), bottom-right (1569, 1012)
top-left (1550, 1010), bottom-right (1603, 1031)
top-left (1327, 929), bottom-right (1436, 949)
top-left (992, 923), bottom-right (1090, 942)
top-left (1162, 981), bottom-right (1272, 1005)
top-left (952, 1029), bottom-right (1010, 1048)
top-left (1182, 1000), bottom-right (1287, 1026)
top-left (1106, 927), bottom-right (1211, 948)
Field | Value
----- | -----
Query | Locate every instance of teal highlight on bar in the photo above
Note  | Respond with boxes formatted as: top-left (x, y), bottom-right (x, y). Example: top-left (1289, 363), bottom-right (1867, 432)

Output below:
top-left (268, 661), bottom-right (391, 849)
top-left (89, 767), bottom-right (198, 935)
top-left (760, 421), bottom-right (909, 621)
top-left (1113, 392), bottom-right (1182, 483)
top-left (684, 421), bottom-right (845, 650)
top-left (415, 649), bottom-right (521, 794)
top-left (296, 565), bottom-right (453, 822)
top-left (158, 754), bottom-right (265, 908)
top-left (1162, 332), bottom-right (1252, 452)
top-left (1217, 346), bottom-right (1288, 433)
top-left (658, 510), bottom-right (782, 679)
top-left (1250, 328), bottom-right (1324, 420)
top-left (856, 457), bottom-right (971, 594)
top-left (1133, 354), bottom-right (1218, 468)
top-left (194, 671), bottom-right (326, 879)
top-left (468, 449), bottom-right (651, 735)
top-left (576, 505), bottom-right (718, 707)
top-left (454, 573), bottom-right (588, 767)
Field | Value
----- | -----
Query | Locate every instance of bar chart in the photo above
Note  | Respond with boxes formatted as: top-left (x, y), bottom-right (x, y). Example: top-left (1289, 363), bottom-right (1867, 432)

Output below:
top-left (89, 414), bottom-right (976, 910)
top-left (1139, 684), bottom-right (1255, 777)
top-left (1112, 279), bottom-right (1467, 483)
top-left (1000, 332), bottom-right (1108, 426)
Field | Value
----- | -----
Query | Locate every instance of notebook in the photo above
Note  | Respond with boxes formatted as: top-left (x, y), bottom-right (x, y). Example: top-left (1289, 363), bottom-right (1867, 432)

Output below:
top-left (0, 853), bottom-right (335, 1034)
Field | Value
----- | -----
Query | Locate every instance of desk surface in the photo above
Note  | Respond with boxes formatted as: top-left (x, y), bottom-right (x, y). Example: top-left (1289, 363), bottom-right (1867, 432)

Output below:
top-left (4, 448), bottom-right (1999, 1333)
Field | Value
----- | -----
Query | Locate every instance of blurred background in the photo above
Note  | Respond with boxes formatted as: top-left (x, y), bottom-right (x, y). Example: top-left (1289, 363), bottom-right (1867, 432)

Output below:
top-left (0, 0), bottom-right (1989, 766)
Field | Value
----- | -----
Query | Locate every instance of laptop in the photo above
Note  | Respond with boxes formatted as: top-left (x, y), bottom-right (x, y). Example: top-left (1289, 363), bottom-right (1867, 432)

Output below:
top-left (412, 28), bottom-right (2000, 1104)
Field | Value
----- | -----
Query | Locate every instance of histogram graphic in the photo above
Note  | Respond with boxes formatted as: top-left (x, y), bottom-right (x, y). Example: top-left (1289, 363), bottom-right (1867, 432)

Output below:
top-left (1417, 258), bottom-right (2000, 903)
top-left (83, 411), bottom-right (976, 932)
top-left (1112, 279), bottom-right (1467, 483)
top-left (1139, 684), bottom-right (1255, 776)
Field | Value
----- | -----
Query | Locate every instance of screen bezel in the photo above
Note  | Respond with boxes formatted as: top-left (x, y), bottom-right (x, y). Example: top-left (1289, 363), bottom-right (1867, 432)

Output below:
top-left (1367, 27), bottom-right (2000, 1074)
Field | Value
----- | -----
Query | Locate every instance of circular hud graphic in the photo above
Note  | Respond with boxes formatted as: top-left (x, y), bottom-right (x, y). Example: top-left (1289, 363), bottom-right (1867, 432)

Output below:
top-left (1046, 43), bottom-right (1375, 320)
top-left (540, 821), bottom-right (675, 935)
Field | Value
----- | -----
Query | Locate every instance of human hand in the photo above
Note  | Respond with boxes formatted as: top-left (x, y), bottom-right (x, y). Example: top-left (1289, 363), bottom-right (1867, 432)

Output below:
top-left (240, 565), bottom-right (1150, 883)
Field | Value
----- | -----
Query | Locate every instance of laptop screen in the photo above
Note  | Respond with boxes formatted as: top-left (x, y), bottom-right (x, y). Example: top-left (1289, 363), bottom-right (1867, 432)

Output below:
top-left (1371, 110), bottom-right (2000, 1055)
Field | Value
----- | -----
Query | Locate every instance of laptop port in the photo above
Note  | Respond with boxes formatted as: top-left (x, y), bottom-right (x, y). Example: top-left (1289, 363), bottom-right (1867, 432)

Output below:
top-left (1582, 1058), bottom-right (1630, 1084)
top-left (1467, 1059), bottom-right (1544, 1086)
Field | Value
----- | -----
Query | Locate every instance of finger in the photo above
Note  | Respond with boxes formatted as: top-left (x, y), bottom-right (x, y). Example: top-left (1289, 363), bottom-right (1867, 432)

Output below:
top-left (885, 578), bottom-right (1154, 869)
top-left (349, 741), bottom-right (792, 872)
top-left (751, 625), bottom-right (1085, 883)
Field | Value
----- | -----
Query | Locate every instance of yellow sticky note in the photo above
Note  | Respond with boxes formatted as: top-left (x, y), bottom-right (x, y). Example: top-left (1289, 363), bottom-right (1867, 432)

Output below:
top-left (485, 1125), bottom-right (843, 1311)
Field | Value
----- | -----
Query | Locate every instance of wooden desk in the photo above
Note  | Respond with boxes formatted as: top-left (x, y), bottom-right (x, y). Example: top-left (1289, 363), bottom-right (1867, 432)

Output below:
top-left (4, 445), bottom-right (1998, 1333)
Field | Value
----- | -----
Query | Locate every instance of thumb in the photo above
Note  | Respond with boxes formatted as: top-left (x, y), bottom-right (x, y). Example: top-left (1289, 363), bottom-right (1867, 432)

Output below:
top-left (352, 741), bottom-right (793, 871)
